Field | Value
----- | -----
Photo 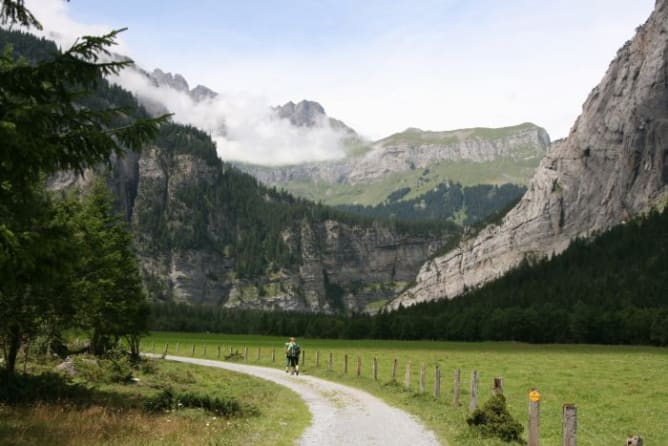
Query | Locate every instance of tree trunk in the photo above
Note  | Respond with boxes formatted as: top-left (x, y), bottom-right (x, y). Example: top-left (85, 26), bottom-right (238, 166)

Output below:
top-left (3, 326), bottom-right (22, 375)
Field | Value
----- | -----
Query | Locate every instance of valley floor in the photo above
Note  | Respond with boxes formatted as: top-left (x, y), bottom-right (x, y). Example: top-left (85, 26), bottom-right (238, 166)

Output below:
top-left (158, 355), bottom-right (443, 446)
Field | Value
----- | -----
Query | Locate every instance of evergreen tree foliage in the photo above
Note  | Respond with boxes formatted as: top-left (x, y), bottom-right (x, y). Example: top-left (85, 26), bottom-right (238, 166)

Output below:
top-left (0, 4), bottom-right (164, 373)
top-left (71, 180), bottom-right (149, 356)
top-left (137, 122), bottom-right (458, 282)
top-left (337, 182), bottom-right (525, 225)
top-left (150, 208), bottom-right (668, 346)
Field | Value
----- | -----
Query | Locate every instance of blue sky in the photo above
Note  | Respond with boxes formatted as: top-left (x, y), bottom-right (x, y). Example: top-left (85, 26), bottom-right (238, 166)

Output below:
top-left (27, 0), bottom-right (656, 151)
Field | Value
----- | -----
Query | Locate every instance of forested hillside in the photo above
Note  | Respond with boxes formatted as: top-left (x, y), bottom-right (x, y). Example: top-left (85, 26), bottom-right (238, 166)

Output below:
top-left (0, 28), bottom-right (459, 313)
top-left (151, 207), bottom-right (668, 345)
top-left (337, 182), bottom-right (525, 225)
top-left (132, 121), bottom-right (456, 312)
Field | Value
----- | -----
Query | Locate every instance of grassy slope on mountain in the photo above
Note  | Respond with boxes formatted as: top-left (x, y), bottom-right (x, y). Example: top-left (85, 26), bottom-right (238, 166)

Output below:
top-left (278, 156), bottom-right (539, 208)
top-left (377, 122), bottom-right (542, 147)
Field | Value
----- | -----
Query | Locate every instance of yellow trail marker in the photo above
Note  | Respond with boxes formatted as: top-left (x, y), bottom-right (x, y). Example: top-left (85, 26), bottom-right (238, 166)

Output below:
top-left (529, 390), bottom-right (541, 402)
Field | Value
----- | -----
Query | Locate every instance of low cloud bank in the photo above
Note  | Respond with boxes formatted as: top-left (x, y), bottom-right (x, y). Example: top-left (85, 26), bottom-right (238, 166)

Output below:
top-left (113, 69), bottom-right (348, 166)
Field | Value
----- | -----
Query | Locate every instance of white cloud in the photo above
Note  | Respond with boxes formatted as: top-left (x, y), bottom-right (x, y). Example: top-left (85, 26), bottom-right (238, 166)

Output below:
top-left (25, 0), bottom-right (129, 54)
top-left (113, 69), bottom-right (347, 165)
top-left (24, 0), bottom-right (350, 165)
top-left (22, 0), bottom-right (657, 152)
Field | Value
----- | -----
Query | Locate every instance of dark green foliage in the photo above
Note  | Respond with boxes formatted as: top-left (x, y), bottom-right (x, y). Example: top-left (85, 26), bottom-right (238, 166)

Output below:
top-left (337, 182), bottom-right (525, 225)
top-left (467, 394), bottom-right (524, 443)
top-left (0, 12), bottom-right (163, 374)
top-left (151, 207), bottom-right (668, 346)
top-left (0, 0), bottom-right (41, 30)
top-left (137, 122), bottom-right (456, 283)
top-left (74, 352), bottom-right (135, 384)
top-left (145, 387), bottom-right (246, 417)
top-left (0, 372), bottom-right (90, 405)
top-left (71, 180), bottom-right (150, 357)
top-left (0, 28), bottom-right (56, 62)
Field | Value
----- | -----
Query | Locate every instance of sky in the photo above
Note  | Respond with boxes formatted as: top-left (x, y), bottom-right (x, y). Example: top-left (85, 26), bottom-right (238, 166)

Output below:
top-left (22, 0), bottom-right (656, 164)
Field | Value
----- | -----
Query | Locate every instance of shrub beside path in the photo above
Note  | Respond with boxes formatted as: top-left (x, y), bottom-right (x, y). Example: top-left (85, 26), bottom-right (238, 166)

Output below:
top-left (161, 355), bottom-right (444, 446)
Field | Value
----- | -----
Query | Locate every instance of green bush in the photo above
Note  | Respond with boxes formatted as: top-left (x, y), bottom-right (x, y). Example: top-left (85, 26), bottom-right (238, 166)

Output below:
top-left (144, 387), bottom-right (248, 417)
top-left (467, 393), bottom-right (524, 443)
top-left (73, 352), bottom-right (134, 384)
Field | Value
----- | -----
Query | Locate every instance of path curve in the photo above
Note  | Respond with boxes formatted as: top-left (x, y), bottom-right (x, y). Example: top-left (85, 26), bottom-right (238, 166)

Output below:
top-left (160, 355), bottom-right (443, 446)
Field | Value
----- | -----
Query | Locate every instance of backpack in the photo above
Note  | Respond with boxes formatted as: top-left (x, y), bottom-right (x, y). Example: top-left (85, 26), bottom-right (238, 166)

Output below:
top-left (288, 343), bottom-right (300, 357)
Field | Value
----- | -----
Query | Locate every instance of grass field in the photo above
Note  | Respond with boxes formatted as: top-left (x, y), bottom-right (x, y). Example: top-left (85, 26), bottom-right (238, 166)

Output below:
top-left (143, 333), bottom-right (668, 445)
top-left (0, 355), bottom-right (310, 446)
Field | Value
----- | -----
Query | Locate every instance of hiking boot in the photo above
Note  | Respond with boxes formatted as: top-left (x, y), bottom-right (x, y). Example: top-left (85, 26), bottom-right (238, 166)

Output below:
top-left (296, 370), bottom-right (299, 376)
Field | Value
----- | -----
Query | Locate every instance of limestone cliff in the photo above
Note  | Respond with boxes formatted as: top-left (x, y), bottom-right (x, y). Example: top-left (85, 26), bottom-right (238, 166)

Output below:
top-left (109, 130), bottom-right (447, 314)
top-left (388, 0), bottom-right (668, 309)
top-left (236, 123), bottom-right (549, 195)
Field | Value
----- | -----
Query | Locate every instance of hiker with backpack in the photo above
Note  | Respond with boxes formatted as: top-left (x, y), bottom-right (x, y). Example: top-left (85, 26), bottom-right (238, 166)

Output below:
top-left (284, 338), bottom-right (291, 373)
top-left (286, 337), bottom-right (301, 375)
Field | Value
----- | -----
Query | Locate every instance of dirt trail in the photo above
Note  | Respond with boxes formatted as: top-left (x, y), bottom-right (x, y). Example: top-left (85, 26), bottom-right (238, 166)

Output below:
top-left (162, 355), bottom-right (443, 446)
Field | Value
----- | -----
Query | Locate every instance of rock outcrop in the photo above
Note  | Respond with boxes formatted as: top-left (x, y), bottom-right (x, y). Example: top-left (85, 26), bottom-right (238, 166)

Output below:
top-left (114, 142), bottom-right (445, 314)
top-left (237, 123), bottom-right (549, 187)
top-left (388, 0), bottom-right (668, 309)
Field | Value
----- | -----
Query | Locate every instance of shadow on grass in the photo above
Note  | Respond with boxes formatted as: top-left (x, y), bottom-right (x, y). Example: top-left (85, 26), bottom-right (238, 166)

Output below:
top-left (0, 371), bottom-right (143, 409)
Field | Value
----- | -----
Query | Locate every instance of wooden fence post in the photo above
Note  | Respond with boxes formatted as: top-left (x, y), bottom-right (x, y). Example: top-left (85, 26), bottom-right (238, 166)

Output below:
top-left (434, 365), bottom-right (441, 398)
top-left (344, 354), bottom-right (348, 374)
top-left (328, 352), bottom-right (333, 371)
top-left (244, 346), bottom-right (248, 361)
top-left (315, 351), bottom-right (320, 368)
top-left (493, 377), bottom-right (504, 395)
top-left (302, 349), bottom-right (306, 365)
top-left (392, 358), bottom-right (398, 381)
top-left (217, 345), bottom-right (221, 359)
top-left (419, 363), bottom-right (426, 394)
top-left (453, 368), bottom-right (461, 406)
top-left (373, 357), bottom-right (378, 381)
top-left (469, 370), bottom-right (479, 413)
top-left (528, 389), bottom-right (541, 446)
top-left (203, 344), bottom-right (207, 357)
top-left (229, 346), bottom-right (233, 356)
top-left (272, 348), bottom-right (276, 363)
top-left (162, 344), bottom-right (168, 359)
top-left (356, 357), bottom-right (361, 377)
top-left (191, 344), bottom-right (195, 356)
top-left (562, 403), bottom-right (576, 446)
top-left (405, 361), bottom-right (411, 390)
top-left (257, 347), bottom-right (261, 361)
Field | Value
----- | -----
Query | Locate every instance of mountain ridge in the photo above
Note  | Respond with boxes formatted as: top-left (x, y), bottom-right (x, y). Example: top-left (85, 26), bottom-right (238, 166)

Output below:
top-left (388, 0), bottom-right (668, 309)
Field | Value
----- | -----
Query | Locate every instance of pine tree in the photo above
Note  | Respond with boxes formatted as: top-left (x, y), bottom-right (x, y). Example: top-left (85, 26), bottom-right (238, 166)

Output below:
top-left (0, 1), bottom-right (166, 374)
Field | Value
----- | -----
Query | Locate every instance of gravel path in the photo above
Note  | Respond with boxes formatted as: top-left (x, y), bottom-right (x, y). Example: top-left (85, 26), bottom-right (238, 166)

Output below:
top-left (161, 355), bottom-right (443, 446)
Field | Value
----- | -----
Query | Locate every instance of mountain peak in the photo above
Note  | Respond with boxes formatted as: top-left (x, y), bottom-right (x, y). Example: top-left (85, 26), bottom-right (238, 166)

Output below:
top-left (275, 100), bottom-right (327, 127)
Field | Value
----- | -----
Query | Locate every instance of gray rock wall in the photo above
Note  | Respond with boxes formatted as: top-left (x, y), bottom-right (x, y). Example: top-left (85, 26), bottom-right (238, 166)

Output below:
top-left (388, 0), bottom-right (668, 309)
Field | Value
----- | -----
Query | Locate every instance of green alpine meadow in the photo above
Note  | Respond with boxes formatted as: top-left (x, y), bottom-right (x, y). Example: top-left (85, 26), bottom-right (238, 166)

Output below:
top-left (1, 0), bottom-right (667, 445)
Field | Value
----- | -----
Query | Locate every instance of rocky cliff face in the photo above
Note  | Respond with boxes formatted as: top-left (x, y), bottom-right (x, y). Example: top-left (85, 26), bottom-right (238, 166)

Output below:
top-left (388, 0), bottom-right (668, 309)
top-left (109, 141), bottom-right (445, 314)
top-left (237, 123), bottom-right (550, 187)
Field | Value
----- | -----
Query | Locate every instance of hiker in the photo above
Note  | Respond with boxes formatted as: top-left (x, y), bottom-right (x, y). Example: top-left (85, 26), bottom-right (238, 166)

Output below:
top-left (284, 338), bottom-right (291, 373)
top-left (286, 336), bottom-right (301, 375)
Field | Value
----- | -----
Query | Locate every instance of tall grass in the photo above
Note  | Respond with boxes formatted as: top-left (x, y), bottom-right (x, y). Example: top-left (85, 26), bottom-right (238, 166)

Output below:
top-left (144, 333), bottom-right (668, 445)
top-left (0, 358), bottom-right (310, 446)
